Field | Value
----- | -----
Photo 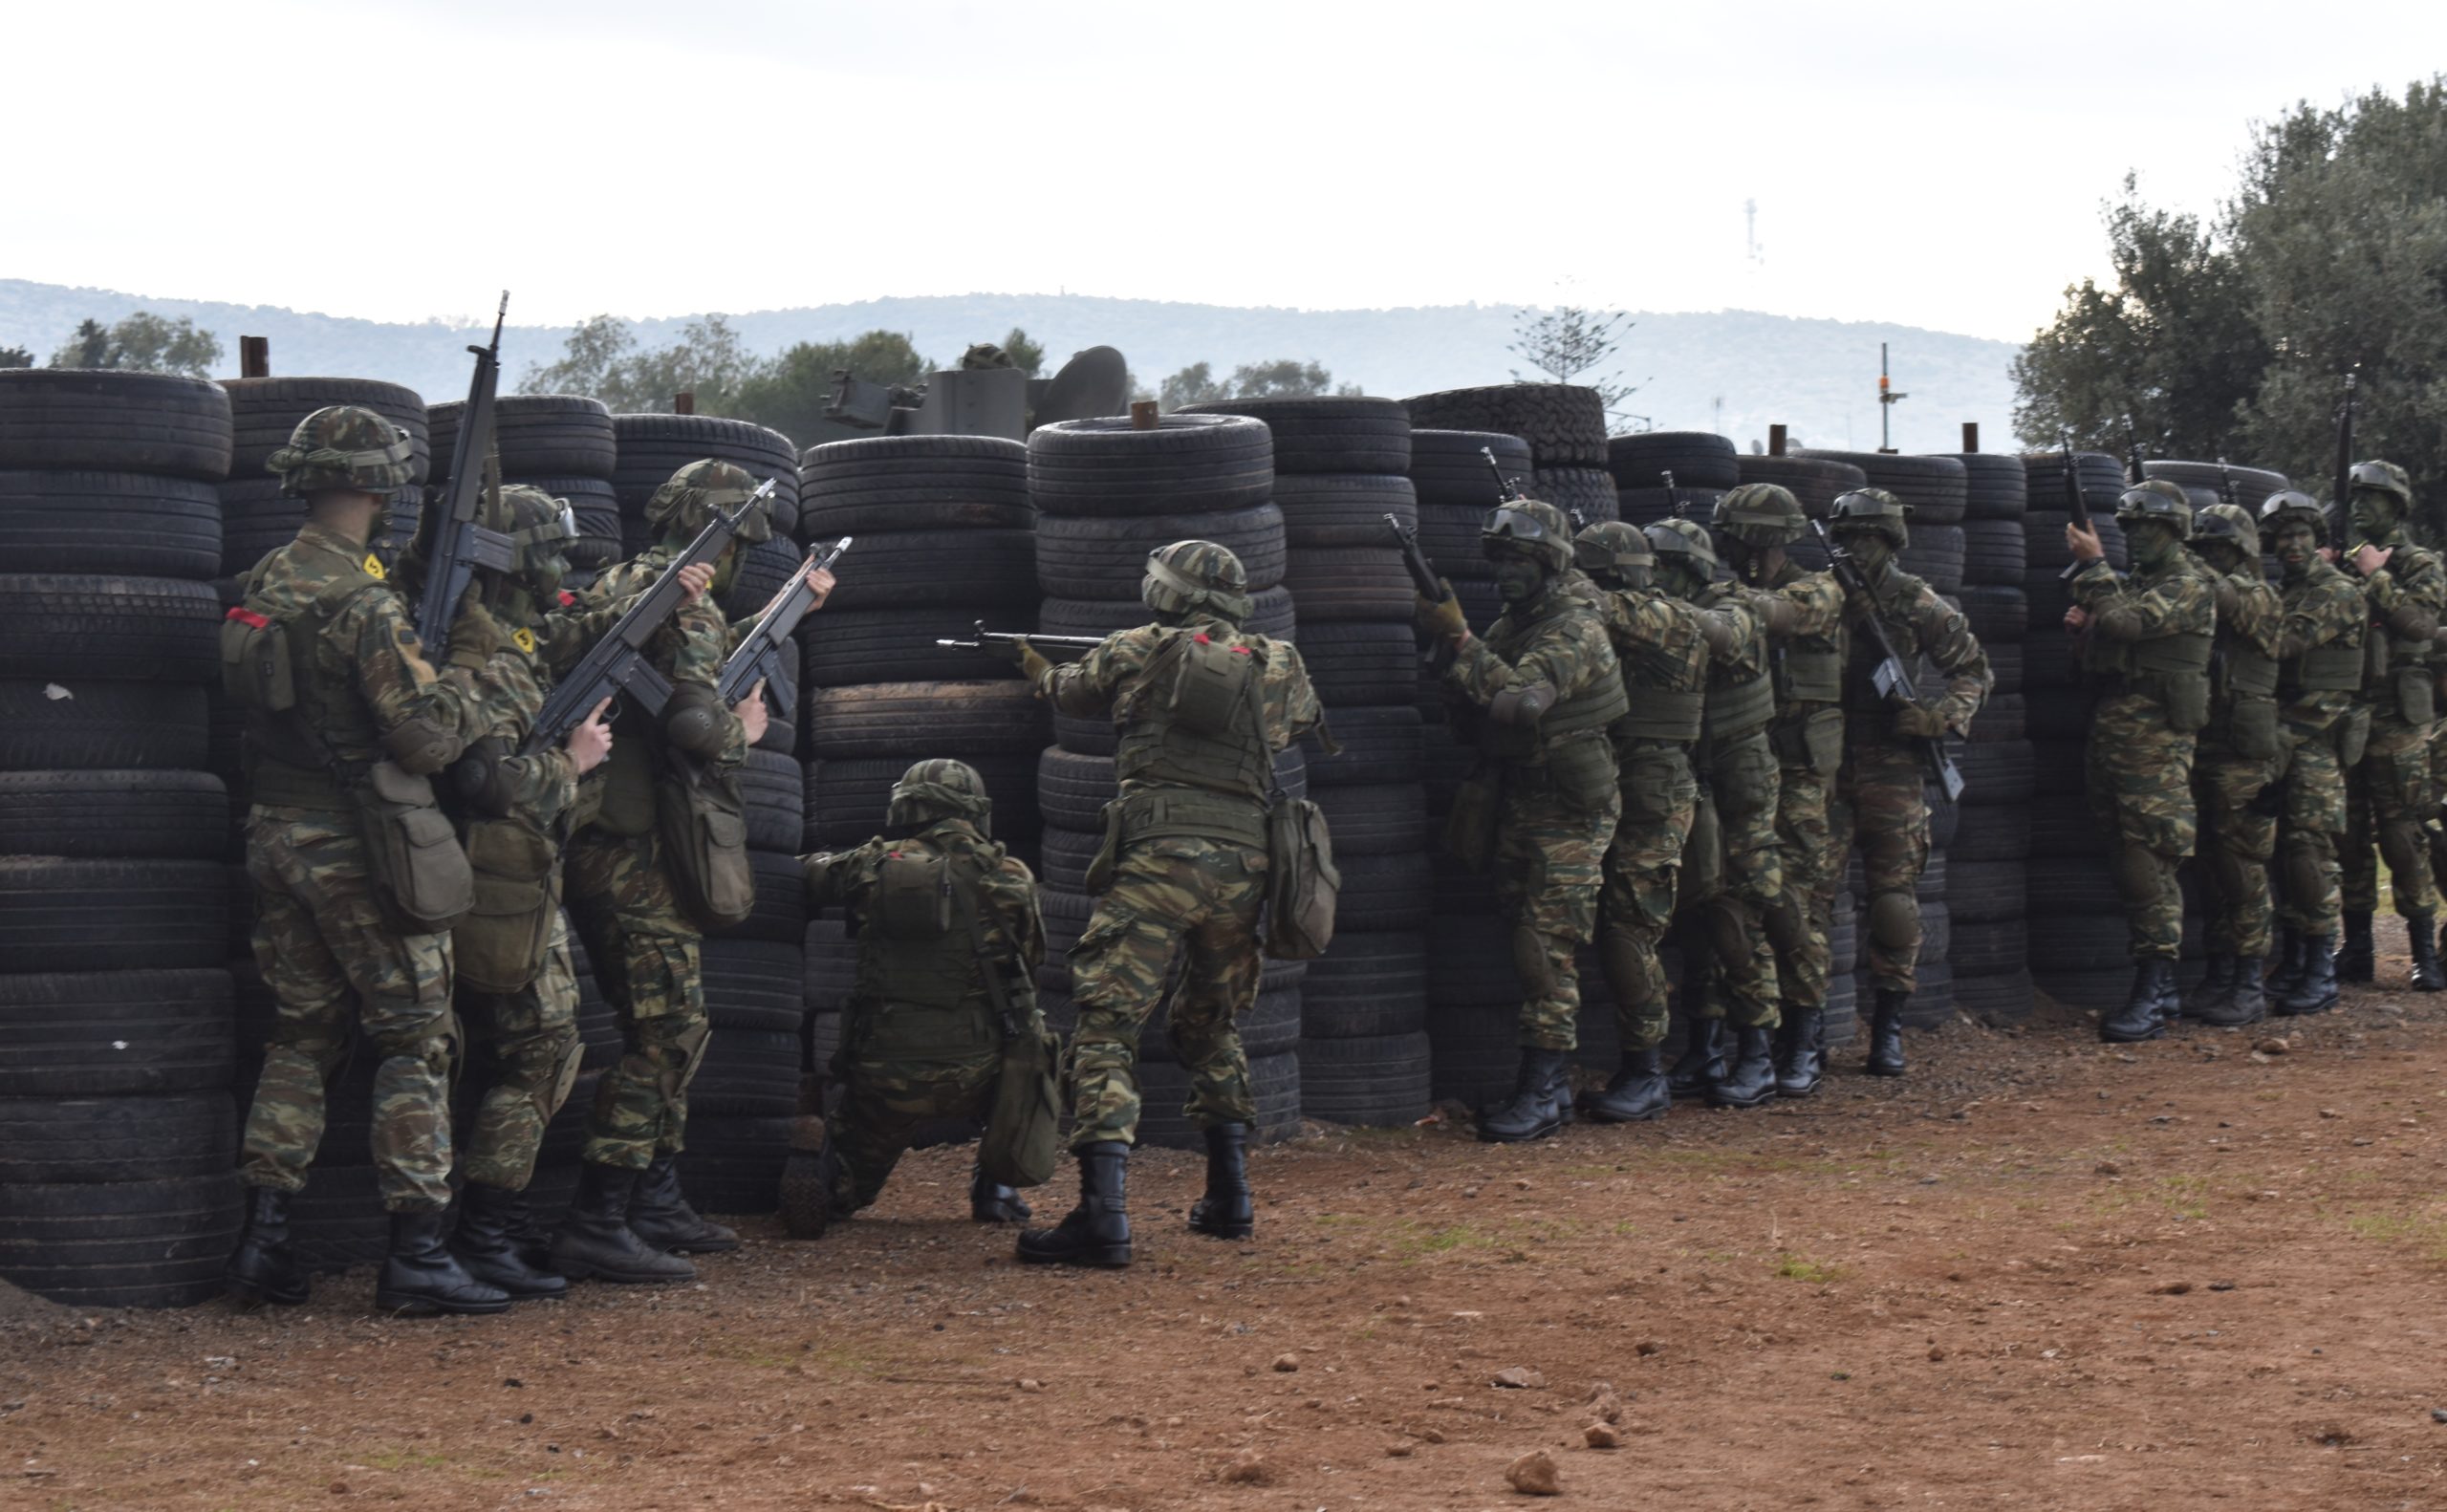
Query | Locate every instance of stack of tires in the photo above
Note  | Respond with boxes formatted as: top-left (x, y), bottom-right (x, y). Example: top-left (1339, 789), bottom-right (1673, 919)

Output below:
top-left (0, 370), bottom-right (243, 1307)
top-left (793, 434), bottom-right (1047, 1138)
top-left (1184, 397), bottom-right (1431, 1128)
top-left (1028, 414), bottom-right (1299, 1147)
top-left (1402, 383), bottom-right (1617, 529)
top-left (1734, 452), bottom-right (1866, 572)
top-left (1609, 430), bottom-right (1737, 529)
top-left (220, 377), bottom-right (430, 573)
top-left (430, 396), bottom-right (623, 574)
top-left (1939, 452), bottom-right (2037, 1025)
top-left (2021, 452), bottom-right (2133, 1012)
top-left (609, 412), bottom-right (805, 619)
top-left (2141, 460), bottom-right (2291, 523)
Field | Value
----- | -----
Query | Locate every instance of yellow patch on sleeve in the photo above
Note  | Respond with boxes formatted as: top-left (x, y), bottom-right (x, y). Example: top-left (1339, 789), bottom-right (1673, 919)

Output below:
top-left (512, 627), bottom-right (537, 655)
top-left (363, 554), bottom-right (387, 579)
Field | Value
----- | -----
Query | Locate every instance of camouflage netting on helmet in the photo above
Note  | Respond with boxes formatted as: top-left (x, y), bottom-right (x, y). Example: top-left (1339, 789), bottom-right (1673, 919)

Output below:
top-left (644, 457), bottom-right (774, 542)
top-left (1480, 498), bottom-right (1575, 572)
top-left (2350, 459), bottom-right (2413, 505)
top-left (1711, 482), bottom-right (1807, 548)
top-left (1643, 515), bottom-right (1720, 576)
top-left (1142, 539), bottom-right (1253, 622)
top-left (2114, 478), bottom-right (2193, 533)
top-left (267, 403), bottom-right (416, 498)
top-left (1828, 486), bottom-right (1911, 549)
top-left (888, 758), bottom-right (993, 832)
top-left (2259, 489), bottom-right (2328, 542)
top-left (2192, 501), bottom-right (2255, 548)
top-left (1573, 519), bottom-right (1653, 577)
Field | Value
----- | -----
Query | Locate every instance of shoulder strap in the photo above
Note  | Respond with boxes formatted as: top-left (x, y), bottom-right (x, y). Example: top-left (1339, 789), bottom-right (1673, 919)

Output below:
top-left (955, 851), bottom-right (1021, 1037)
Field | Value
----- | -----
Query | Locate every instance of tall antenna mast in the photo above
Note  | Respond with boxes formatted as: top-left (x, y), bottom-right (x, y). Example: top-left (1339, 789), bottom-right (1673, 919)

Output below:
top-left (1877, 342), bottom-right (1908, 452)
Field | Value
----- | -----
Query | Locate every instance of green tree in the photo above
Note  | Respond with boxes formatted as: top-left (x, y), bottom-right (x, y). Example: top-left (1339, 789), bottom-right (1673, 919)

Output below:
top-left (1228, 358), bottom-right (1351, 399)
top-left (53, 320), bottom-right (110, 369)
top-left (0, 345), bottom-right (33, 369)
top-left (519, 313), bottom-right (760, 413)
top-left (1159, 361), bottom-right (1228, 410)
top-left (1510, 301), bottom-right (1643, 421)
top-left (521, 313), bottom-right (637, 400)
top-left (1001, 327), bottom-right (1047, 378)
top-left (46, 312), bottom-right (222, 377)
top-left (728, 330), bottom-right (933, 441)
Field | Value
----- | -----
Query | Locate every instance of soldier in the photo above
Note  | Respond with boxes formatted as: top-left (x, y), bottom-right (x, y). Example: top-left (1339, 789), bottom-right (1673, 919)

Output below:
top-left (1416, 499), bottom-right (1623, 1141)
top-left (1715, 485), bottom-right (1850, 1096)
top-left (1831, 488), bottom-right (1989, 1070)
top-left (792, 760), bottom-right (1046, 1235)
top-left (2066, 480), bottom-right (2214, 1041)
top-left (2184, 503), bottom-right (2287, 1025)
top-left (551, 460), bottom-right (785, 1285)
top-left (2334, 460), bottom-right (2446, 991)
top-left (220, 404), bottom-right (522, 1315)
top-left (1007, 541), bottom-right (1322, 1266)
top-left (2251, 491), bottom-right (2369, 1019)
top-left (1571, 522), bottom-right (1714, 1121)
top-left (1650, 519), bottom-right (1784, 1109)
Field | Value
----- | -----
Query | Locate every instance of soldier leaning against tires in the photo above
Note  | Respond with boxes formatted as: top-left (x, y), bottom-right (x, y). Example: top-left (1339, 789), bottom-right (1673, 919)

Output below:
top-left (2333, 461), bottom-right (2446, 991)
top-left (2066, 480), bottom-right (2213, 1042)
top-left (1831, 489), bottom-right (1988, 1072)
top-left (788, 759), bottom-right (1048, 1239)
top-left (221, 404), bottom-right (531, 1316)
top-left (1006, 540), bottom-right (1323, 1267)
top-left (1417, 498), bottom-right (1624, 1144)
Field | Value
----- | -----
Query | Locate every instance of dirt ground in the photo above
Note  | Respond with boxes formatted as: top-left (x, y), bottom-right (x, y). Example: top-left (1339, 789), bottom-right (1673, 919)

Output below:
top-left (10, 930), bottom-right (2447, 1511)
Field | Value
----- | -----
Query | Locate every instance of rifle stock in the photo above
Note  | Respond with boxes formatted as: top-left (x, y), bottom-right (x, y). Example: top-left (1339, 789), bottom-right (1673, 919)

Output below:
top-left (1808, 518), bottom-right (1966, 805)
top-left (417, 292), bottom-right (514, 655)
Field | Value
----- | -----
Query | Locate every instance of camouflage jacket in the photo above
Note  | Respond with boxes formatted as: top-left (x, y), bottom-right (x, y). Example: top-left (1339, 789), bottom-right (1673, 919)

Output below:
top-left (560, 544), bottom-right (746, 767)
top-left (2351, 529), bottom-right (2445, 713)
top-left (803, 818), bottom-right (1046, 1012)
top-left (1843, 560), bottom-right (1991, 735)
top-left (1039, 611), bottom-right (1323, 799)
top-left (1444, 576), bottom-right (1620, 716)
top-left (464, 640), bottom-right (581, 833)
top-left (2072, 550), bottom-right (2217, 698)
top-left (2264, 557), bottom-right (2369, 729)
top-left (1582, 578), bottom-right (1711, 749)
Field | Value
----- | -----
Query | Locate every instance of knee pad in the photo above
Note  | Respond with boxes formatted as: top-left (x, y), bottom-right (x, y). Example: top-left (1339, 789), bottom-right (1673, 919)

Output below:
top-left (543, 1033), bottom-right (584, 1113)
top-left (1511, 924), bottom-right (1558, 998)
top-left (1867, 890), bottom-right (1918, 953)
top-left (2281, 837), bottom-right (2328, 908)
top-left (2113, 843), bottom-right (2169, 910)
top-left (1598, 929), bottom-right (1661, 1008)
top-left (1701, 894), bottom-right (1751, 968)
top-left (1762, 891), bottom-right (1806, 957)
top-left (2379, 818), bottom-right (2426, 881)
top-left (2200, 845), bottom-right (2251, 907)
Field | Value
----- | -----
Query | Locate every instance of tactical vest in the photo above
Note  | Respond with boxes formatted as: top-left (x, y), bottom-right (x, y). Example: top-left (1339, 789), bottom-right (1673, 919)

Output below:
top-left (226, 536), bottom-right (391, 810)
top-left (1113, 625), bottom-right (1279, 847)
top-left (1611, 594), bottom-right (1708, 746)
top-left (2359, 543), bottom-right (2439, 716)
top-left (1482, 599), bottom-right (1631, 767)
top-left (853, 835), bottom-right (1007, 1064)
top-left (1840, 575), bottom-right (1934, 721)
top-left (1766, 568), bottom-right (1847, 710)
top-left (1693, 589), bottom-right (1774, 742)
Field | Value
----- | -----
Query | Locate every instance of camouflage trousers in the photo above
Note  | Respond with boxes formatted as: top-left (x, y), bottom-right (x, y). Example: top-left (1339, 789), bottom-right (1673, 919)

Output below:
top-left (2194, 744), bottom-right (2285, 959)
top-left (2428, 707), bottom-right (2447, 889)
top-left (2085, 690), bottom-right (2198, 961)
top-left (823, 1042), bottom-right (1003, 1213)
top-left (1596, 746), bottom-right (1695, 1051)
top-left (1689, 730), bottom-right (1783, 1026)
top-left (1833, 739), bottom-right (1934, 990)
top-left (456, 909), bottom-right (584, 1192)
top-left (565, 827), bottom-right (708, 1170)
top-left (2343, 714), bottom-right (2440, 917)
top-left (1768, 758), bottom-right (1838, 1013)
top-left (1068, 836), bottom-right (1266, 1149)
top-left (239, 809), bottom-right (458, 1212)
top-left (2275, 724), bottom-right (2348, 937)
top-left (1494, 784), bottom-right (1619, 1051)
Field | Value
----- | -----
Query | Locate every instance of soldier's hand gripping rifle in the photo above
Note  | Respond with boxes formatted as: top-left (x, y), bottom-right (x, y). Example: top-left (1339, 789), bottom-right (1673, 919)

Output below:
top-left (519, 486), bottom-right (769, 756)
top-left (717, 534), bottom-right (853, 724)
top-left (2055, 427), bottom-right (2096, 584)
top-left (934, 622), bottom-right (1106, 655)
top-left (416, 292), bottom-right (514, 656)
top-left (1810, 517), bottom-right (1966, 805)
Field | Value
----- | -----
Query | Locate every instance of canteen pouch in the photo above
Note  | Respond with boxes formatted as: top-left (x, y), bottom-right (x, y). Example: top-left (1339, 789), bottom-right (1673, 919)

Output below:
top-left (2338, 703), bottom-right (2372, 768)
top-left (357, 759), bottom-right (473, 933)
top-left (1169, 632), bottom-right (1258, 737)
top-left (456, 814), bottom-right (557, 993)
top-left (2226, 699), bottom-right (2284, 763)
top-left (1682, 791), bottom-right (1725, 900)
top-left (655, 767), bottom-right (755, 931)
top-left (219, 608), bottom-right (296, 713)
top-left (1264, 794), bottom-right (1341, 961)
top-left (2161, 673), bottom-right (2211, 736)
top-left (1547, 730), bottom-right (1619, 815)
top-left (980, 1020), bottom-right (1062, 1188)
top-left (1441, 769), bottom-right (1502, 873)
top-left (2397, 665), bottom-right (2436, 725)
top-left (1710, 736), bottom-right (1779, 819)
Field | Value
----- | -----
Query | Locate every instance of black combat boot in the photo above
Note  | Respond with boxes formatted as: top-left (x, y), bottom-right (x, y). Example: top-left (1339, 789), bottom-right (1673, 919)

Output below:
top-left (1706, 1024), bottom-right (1778, 1109)
top-left (1477, 1048), bottom-right (1574, 1143)
top-left (376, 1208), bottom-right (512, 1316)
top-left (971, 1164), bottom-right (1032, 1225)
top-left (1015, 1142), bottom-right (1132, 1268)
top-left (2410, 914), bottom-right (2446, 992)
top-left (2278, 935), bottom-right (2340, 1015)
top-left (1186, 1123), bottom-right (1253, 1239)
top-left (449, 1182), bottom-right (568, 1300)
top-left (1773, 1007), bottom-right (1825, 1098)
top-left (2267, 929), bottom-right (2306, 1002)
top-left (2186, 953), bottom-right (2238, 1022)
top-left (225, 1185), bottom-right (310, 1307)
top-left (2197, 955), bottom-right (2267, 1026)
top-left (2101, 960), bottom-right (2173, 1043)
top-left (627, 1153), bottom-right (740, 1253)
top-left (1582, 1048), bottom-right (1670, 1123)
top-left (2337, 911), bottom-right (2375, 983)
top-left (1866, 989), bottom-right (1908, 1077)
top-left (550, 1163), bottom-right (697, 1284)
top-left (1665, 1019), bottom-right (1726, 1098)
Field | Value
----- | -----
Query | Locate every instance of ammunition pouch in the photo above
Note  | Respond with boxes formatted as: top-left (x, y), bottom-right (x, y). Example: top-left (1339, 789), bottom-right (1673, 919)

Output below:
top-left (455, 813), bottom-right (559, 993)
top-left (655, 765), bottom-right (755, 932)
top-left (2223, 698), bottom-right (2283, 763)
top-left (2132, 633), bottom-right (2213, 735)
top-left (1618, 684), bottom-right (1703, 745)
top-left (1617, 746), bottom-right (1697, 827)
top-left (1264, 794), bottom-right (1340, 961)
top-left (980, 1018), bottom-right (1061, 1189)
top-left (1704, 666), bottom-right (1778, 744)
top-left (877, 850), bottom-right (956, 940)
top-left (1775, 644), bottom-right (1846, 706)
top-left (357, 760), bottom-right (474, 934)
top-left (2338, 703), bottom-right (2372, 768)
top-left (1770, 706), bottom-right (1846, 777)
top-left (2285, 643), bottom-right (2365, 696)
top-left (1441, 769), bottom-right (1503, 874)
top-left (220, 607), bottom-right (296, 713)
top-left (1681, 791), bottom-right (1724, 900)
top-left (593, 739), bottom-right (657, 836)
top-left (2397, 665), bottom-right (2436, 725)
top-left (1544, 729), bottom-right (1620, 816)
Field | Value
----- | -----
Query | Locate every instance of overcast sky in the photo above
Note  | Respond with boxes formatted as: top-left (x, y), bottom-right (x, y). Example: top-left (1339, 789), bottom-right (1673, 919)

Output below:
top-left (11, 1), bottom-right (2441, 342)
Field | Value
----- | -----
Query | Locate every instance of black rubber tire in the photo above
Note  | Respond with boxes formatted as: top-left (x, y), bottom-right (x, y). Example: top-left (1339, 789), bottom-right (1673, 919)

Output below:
top-left (0, 680), bottom-right (208, 770)
top-left (1613, 486), bottom-right (1725, 527)
top-left (800, 435), bottom-right (1032, 532)
top-left (714, 537), bottom-right (806, 622)
top-left (805, 751), bottom-right (1040, 851)
top-left (0, 857), bottom-right (227, 972)
top-left (1927, 454), bottom-right (2029, 521)
top-left (223, 376), bottom-right (430, 486)
top-left (1038, 586), bottom-right (1295, 642)
top-left (1028, 415), bottom-right (1273, 517)
top-left (702, 938), bottom-right (808, 1034)
top-left (2142, 460), bottom-right (2289, 510)
top-left (706, 849), bottom-right (820, 947)
top-left (1984, 640), bottom-right (2025, 697)
top-left (1950, 802), bottom-right (2032, 861)
top-left (1037, 826), bottom-right (1100, 895)
top-left (2023, 509), bottom-right (2129, 577)
top-left (1945, 858), bottom-right (2027, 923)
top-left (1302, 702), bottom-right (1424, 787)
top-left (1956, 583), bottom-right (2027, 643)
top-left (1301, 930), bottom-right (1428, 1037)
top-left (690, 1028), bottom-right (800, 1116)
top-left (2025, 854), bottom-right (2122, 916)
top-left (816, 527), bottom-right (1038, 613)
top-left (1037, 746), bottom-right (1116, 832)
top-left (426, 395), bottom-right (620, 482)
top-left (0, 370), bottom-right (233, 481)
top-left (1734, 454), bottom-right (1866, 517)
top-left (0, 1090), bottom-right (235, 1183)
top-left (1283, 549), bottom-right (1416, 623)
top-left (1791, 449), bottom-right (1969, 525)
top-left (0, 470), bottom-right (224, 578)
top-left (1969, 694), bottom-right (2026, 742)
top-left (1311, 783), bottom-right (1427, 855)
top-left (1409, 429), bottom-right (1534, 506)
top-left (1297, 1031), bottom-right (1431, 1127)
top-left (0, 768), bottom-right (227, 859)
top-left (675, 1113), bottom-right (792, 1215)
top-left (1174, 397), bottom-right (1412, 474)
top-left (1127, 1049), bottom-right (1300, 1150)
top-left (1949, 918), bottom-right (2027, 977)
top-left (737, 749), bottom-right (805, 854)
top-left (1950, 966), bottom-right (2034, 1025)
top-left (1605, 430), bottom-right (1741, 491)
top-left (0, 574), bottom-right (220, 682)
top-left (1960, 520), bottom-right (2027, 585)
top-left (0, 1172), bottom-right (243, 1308)
top-left (1897, 525), bottom-right (1965, 594)
top-left (1530, 466), bottom-right (1622, 526)
top-left (1269, 474), bottom-right (1418, 547)
top-left (798, 606), bottom-right (1027, 690)
top-left (806, 680), bottom-right (1050, 761)
top-left (1401, 385), bottom-right (1607, 468)
top-left (1294, 622), bottom-right (1421, 706)
top-left (1034, 505), bottom-right (1286, 598)
top-left (610, 413), bottom-right (800, 511)
top-left (0, 968), bottom-right (234, 1097)
top-left (1332, 849), bottom-right (1434, 932)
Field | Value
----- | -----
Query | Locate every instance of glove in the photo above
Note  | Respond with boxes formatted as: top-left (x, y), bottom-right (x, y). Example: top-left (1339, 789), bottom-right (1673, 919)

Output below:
top-left (446, 600), bottom-right (505, 669)
top-left (1891, 704), bottom-right (1947, 740)
top-left (987, 636), bottom-right (1052, 682)
top-left (1414, 584), bottom-right (1468, 643)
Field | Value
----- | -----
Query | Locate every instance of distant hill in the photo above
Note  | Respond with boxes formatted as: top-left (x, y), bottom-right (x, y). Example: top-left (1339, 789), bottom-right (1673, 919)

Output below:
top-left (0, 279), bottom-right (2021, 456)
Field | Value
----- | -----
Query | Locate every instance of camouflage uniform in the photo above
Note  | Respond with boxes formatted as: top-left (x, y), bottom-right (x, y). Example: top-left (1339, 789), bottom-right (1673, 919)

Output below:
top-left (2340, 530), bottom-right (2447, 919)
top-left (2189, 520), bottom-right (2289, 965)
top-left (1751, 564), bottom-right (1850, 1022)
top-left (1688, 577), bottom-right (1784, 1028)
top-left (2268, 560), bottom-right (2368, 937)
top-left (802, 810), bottom-right (1044, 1213)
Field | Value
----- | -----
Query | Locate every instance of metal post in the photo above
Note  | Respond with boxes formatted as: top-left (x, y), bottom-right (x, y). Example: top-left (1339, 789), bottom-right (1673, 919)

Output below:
top-left (675, 391), bottom-right (696, 416)
top-left (1961, 421), bottom-right (1980, 453)
top-left (239, 336), bottom-right (269, 378)
top-left (1130, 400), bottom-right (1159, 431)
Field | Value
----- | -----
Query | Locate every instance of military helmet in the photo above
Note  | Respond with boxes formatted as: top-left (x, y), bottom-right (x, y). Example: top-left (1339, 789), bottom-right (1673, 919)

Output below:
top-left (267, 404), bottom-right (416, 498)
top-left (2191, 502), bottom-right (2256, 550)
top-left (643, 458), bottom-right (774, 544)
top-left (887, 757), bottom-right (992, 832)
top-left (1480, 498), bottom-right (1575, 572)
top-left (1827, 486), bottom-right (1911, 549)
top-left (1573, 520), bottom-right (1654, 580)
top-left (2114, 478), bottom-right (2193, 534)
top-left (1142, 538), bottom-right (1252, 622)
top-left (2259, 489), bottom-right (2328, 544)
top-left (2349, 459), bottom-right (2413, 507)
top-left (1711, 482), bottom-right (1808, 549)
top-left (1643, 517), bottom-right (1719, 578)
top-left (498, 483), bottom-right (580, 582)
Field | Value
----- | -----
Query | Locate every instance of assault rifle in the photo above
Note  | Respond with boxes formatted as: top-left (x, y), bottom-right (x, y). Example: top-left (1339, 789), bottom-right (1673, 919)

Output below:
top-left (1385, 513), bottom-right (1448, 604)
top-left (1482, 445), bottom-right (1529, 504)
top-left (2055, 428), bottom-right (2094, 584)
top-left (416, 292), bottom-right (514, 657)
top-left (519, 486), bottom-right (769, 755)
top-left (2123, 415), bottom-right (2147, 485)
top-left (935, 622), bottom-right (1105, 655)
top-left (2217, 457), bottom-right (2240, 510)
top-left (716, 535), bottom-right (853, 722)
top-left (1809, 517), bottom-right (1966, 805)
top-left (2333, 370), bottom-right (2359, 544)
